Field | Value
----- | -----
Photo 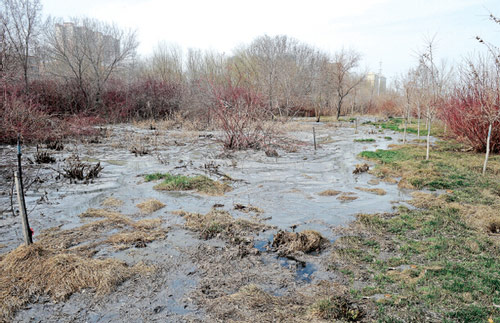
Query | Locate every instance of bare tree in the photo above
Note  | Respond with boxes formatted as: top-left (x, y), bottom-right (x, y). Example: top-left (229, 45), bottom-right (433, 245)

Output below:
top-left (397, 69), bottom-right (418, 144)
top-left (1, 0), bottom-right (42, 92)
top-left (331, 48), bottom-right (365, 120)
top-left (45, 17), bottom-right (138, 111)
top-left (475, 14), bottom-right (500, 174)
top-left (146, 41), bottom-right (184, 84)
top-left (417, 37), bottom-right (451, 160)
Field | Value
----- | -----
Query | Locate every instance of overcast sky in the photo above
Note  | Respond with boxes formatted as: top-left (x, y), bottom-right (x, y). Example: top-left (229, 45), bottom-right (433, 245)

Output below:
top-left (42, 0), bottom-right (500, 83)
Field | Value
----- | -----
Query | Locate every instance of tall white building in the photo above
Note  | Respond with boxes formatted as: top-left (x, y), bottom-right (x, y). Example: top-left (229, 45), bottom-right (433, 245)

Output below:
top-left (366, 72), bottom-right (386, 95)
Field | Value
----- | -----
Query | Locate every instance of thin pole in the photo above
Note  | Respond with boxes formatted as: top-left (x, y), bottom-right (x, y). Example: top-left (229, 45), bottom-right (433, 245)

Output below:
top-left (16, 135), bottom-right (32, 245)
top-left (313, 127), bottom-right (317, 151)
top-left (15, 172), bottom-right (32, 245)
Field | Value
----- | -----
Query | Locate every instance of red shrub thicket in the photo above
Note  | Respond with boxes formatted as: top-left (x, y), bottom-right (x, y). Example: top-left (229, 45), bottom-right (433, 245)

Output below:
top-left (441, 91), bottom-right (500, 153)
top-left (210, 80), bottom-right (273, 150)
top-left (0, 77), bottom-right (185, 143)
top-left (0, 91), bottom-right (56, 144)
top-left (0, 81), bottom-right (101, 144)
top-left (366, 96), bottom-right (400, 117)
top-left (102, 78), bottom-right (184, 122)
top-left (29, 79), bottom-right (87, 116)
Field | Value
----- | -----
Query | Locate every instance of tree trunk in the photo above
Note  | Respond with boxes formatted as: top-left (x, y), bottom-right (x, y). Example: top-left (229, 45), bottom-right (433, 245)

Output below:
top-left (417, 104), bottom-right (421, 140)
top-left (417, 116), bottom-right (421, 140)
top-left (483, 122), bottom-right (492, 175)
top-left (336, 100), bottom-right (342, 121)
top-left (403, 118), bottom-right (407, 144)
top-left (426, 118), bottom-right (431, 160)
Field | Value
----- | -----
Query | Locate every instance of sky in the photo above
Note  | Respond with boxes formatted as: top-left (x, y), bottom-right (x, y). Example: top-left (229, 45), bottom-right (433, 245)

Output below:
top-left (41, 0), bottom-right (500, 84)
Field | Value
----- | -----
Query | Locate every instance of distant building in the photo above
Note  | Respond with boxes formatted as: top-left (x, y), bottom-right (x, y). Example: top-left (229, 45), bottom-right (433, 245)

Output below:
top-left (366, 72), bottom-right (386, 95)
top-left (55, 22), bottom-right (120, 64)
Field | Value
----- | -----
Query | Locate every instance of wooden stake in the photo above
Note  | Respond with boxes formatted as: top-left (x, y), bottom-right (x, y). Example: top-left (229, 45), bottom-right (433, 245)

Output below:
top-left (313, 127), bottom-right (317, 151)
top-left (14, 171), bottom-right (32, 245)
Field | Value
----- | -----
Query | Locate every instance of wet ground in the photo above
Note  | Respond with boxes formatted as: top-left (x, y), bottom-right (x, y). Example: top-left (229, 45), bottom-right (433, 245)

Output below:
top-left (0, 119), bottom-right (419, 322)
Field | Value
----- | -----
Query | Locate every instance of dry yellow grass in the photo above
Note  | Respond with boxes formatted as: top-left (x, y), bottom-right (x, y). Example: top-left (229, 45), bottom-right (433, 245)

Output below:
top-left (101, 197), bottom-right (123, 208)
top-left (0, 207), bottom-right (169, 319)
top-left (171, 209), bottom-right (189, 216)
top-left (179, 209), bottom-right (269, 239)
top-left (337, 193), bottom-right (359, 201)
top-left (134, 218), bottom-right (163, 230)
top-left (0, 244), bottom-right (152, 321)
top-left (355, 186), bottom-right (387, 195)
top-left (234, 204), bottom-right (264, 213)
top-left (107, 229), bottom-right (167, 250)
top-left (136, 199), bottom-right (165, 214)
top-left (409, 191), bottom-right (500, 234)
top-left (318, 189), bottom-right (342, 196)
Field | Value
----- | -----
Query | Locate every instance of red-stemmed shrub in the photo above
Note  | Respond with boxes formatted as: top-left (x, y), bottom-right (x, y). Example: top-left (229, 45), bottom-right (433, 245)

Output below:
top-left (209, 79), bottom-right (274, 150)
top-left (0, 91), bottom-right (56, 144)
top-left (129, 79), bottom-right (183, 120)
top-left (441, 90), bottom-right (500, 153)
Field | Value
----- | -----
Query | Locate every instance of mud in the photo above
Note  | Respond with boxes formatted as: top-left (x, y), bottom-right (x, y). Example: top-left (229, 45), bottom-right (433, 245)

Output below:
top-left (0, 118), bottom-right (418, 322)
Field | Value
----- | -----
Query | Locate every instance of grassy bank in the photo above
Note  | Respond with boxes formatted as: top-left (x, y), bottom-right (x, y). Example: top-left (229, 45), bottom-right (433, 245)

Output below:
top-left (327, 141), bottom-right (500, 322)
top-left (364, 117), bottom-right (445, 138)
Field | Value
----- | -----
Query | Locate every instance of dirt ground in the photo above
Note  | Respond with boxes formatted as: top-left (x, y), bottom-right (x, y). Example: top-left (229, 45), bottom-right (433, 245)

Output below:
top-left (0, 118), bottom-right (416, 322)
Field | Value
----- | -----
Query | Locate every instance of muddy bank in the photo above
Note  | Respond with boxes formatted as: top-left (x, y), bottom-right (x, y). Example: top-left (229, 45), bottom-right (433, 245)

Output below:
top-left (0, 119), bottom-right (419, 321)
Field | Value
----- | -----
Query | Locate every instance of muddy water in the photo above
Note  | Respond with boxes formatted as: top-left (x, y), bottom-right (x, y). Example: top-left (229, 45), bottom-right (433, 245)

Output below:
top-left (0, 120), bottom-right (418, 322)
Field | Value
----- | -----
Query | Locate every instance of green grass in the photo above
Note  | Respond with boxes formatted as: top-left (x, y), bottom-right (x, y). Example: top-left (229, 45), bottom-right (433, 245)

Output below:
top-left (365, 117), bottom-right (445, 137)
top-left (359, 143), bottom-right (500, 199)
top-left (331, 204), bottom-right (500, 322)
top-left (384, 136), bottom-right (393, 140)
top-left (354, 138), bottom-right (376, 143)
top-left (330, 140), bottom-right (500, 322)
top-left (145, 173), bottom-right (232, 195)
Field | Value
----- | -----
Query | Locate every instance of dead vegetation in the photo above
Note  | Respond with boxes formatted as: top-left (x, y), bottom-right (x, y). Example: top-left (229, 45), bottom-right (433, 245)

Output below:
top-left (0, 220), bottom-right (156, 322)
top-left (35, 150), bottom-right (56, 164)
top-left (234, 203), bottom-right (264, 213)
top-left (107, 229), bottom-right (165, 250)
top-left (353, 163), bottom-right (369, 174)
top-left (63, 155), bottom-right (103, 182)
top-left (129, 144), bottom-right (150, 156)
top-left (309, 294), bottom-right (364, 321)
top-left (200, 276), bottom-right (367, 323)
top-left (177, 208), bottom-right (270, 241)
top-left (318, 189), bottom-right (341, 196)
top-left (355, 186), bottom-right (387, 195)
top-left (136, 199), bottom-right (165, 214)
top-left (78, 209), bottom-right (167, 238)
top-left (46, 140), bottom-right (64, 151)
top-left (337, 192), bottom-right (359, 201)
top-left (272, 230), bottom-right (328, 256)
top-left (101, 196), bottom-right (124, 208)
top-left (204, 284), bottom-right (307, 322)
top-left (148, 173), bottom-right (232, 196)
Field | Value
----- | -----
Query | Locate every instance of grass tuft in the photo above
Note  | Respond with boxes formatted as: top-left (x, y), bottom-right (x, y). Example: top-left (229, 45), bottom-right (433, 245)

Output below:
top-left (146, 173), bottom-right (232, 195)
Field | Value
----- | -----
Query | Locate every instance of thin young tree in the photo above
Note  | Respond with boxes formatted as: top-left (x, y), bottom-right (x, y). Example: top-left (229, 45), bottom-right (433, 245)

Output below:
top-left (398, 69), bottom-right (417, 144)
top-left (475, 14), bottom-right (500, 174)
top-left (417, 37), bottom-right (451, 160)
